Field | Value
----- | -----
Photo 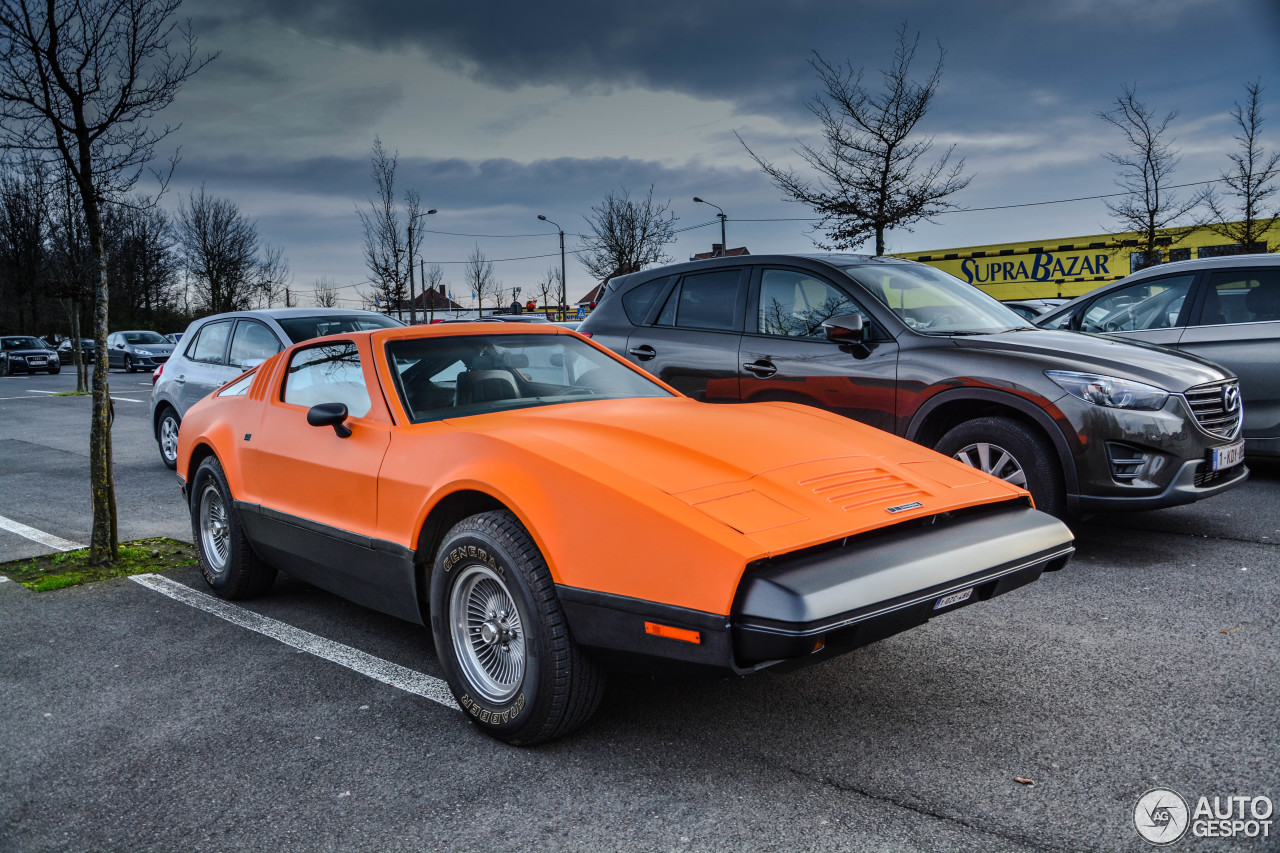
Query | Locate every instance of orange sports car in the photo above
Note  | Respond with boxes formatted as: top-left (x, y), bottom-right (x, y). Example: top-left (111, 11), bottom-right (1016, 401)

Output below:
top-left (175, 323), bottom-right (1074, 745)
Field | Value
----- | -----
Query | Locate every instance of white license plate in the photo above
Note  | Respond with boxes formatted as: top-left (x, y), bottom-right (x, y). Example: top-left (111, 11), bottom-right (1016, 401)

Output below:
top-left (934, 588), bottom-right (974, 610)
top-left (30, 358), bottom-right (46, 365)
top-left (1211, 441), bottom-right (1245, 471)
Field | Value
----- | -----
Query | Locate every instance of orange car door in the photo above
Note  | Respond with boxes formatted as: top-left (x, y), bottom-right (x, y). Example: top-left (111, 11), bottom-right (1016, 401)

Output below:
top-left (249, 338), bottom-right (391, 542)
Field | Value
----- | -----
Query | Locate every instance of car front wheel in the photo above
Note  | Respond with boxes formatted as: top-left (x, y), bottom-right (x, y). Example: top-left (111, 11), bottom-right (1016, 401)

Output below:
top-left (430, 510), bottom-right (604, 745)
top-left (190, 456), bottom-right (276, 599)
top-left (157, 406), bottom-right (181, 470)
top-left (935, 416), bottom-right (1066, 518)
top-left (123, 355), bottom-right (134, 373)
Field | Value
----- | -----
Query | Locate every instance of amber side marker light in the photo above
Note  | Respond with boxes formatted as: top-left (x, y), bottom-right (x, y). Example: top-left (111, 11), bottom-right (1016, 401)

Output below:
top-left (644, 622), bottom-right (701, 644)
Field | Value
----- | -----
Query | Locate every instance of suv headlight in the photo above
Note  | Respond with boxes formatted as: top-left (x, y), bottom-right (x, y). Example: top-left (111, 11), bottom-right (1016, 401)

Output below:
top-left (1045, 370), bottom-right (1169, 410)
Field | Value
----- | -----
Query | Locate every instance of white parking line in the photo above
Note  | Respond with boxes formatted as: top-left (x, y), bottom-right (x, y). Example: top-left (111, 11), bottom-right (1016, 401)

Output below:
top-left (26, 390), bottom-right (56, 394)
top-left (130, 573), bottom-right (460, 710)
top-left (0, 515), bottom-right (85, 551)
top-left (110, 397), bottom-right (144, 403)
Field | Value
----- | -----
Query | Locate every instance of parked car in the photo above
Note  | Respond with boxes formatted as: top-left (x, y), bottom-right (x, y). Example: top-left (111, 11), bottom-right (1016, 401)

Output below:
top-left (0, 335), bottom-right (59, 375)
top-left (579, 253), bottom-right (1249, 517)
top-left (56, 337), bottom-right (97, 362)
top-left (107, 330), bottom-right (175, 372)
top-left (176, 323), bottom-right (1074, 744)
top-left (1002, 298), bottom-right (1068, 321)
top-left (150, 308), bottom-right (402, 468)
top-left (164, 332), bottom-right (183, 344)
top-left (1036, 254), bottom-right (1279, 457)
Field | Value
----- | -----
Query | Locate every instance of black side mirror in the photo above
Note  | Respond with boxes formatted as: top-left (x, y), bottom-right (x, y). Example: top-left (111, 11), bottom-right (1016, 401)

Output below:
top-left (822, 314), bottom-right (872, 358)
top-left (307, 402), bottom-right (352, 438)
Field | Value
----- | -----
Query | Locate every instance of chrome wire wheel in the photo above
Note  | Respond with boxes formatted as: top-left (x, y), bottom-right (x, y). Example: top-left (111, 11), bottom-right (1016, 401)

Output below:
top-left (198, 482), bottom-right (231, 572)
top-left (159, 415), bottom-right (179, 464)
top-left (449, 564), bottom-right (526, 704)
top-left (952, 441), bottom-right (1028, 488)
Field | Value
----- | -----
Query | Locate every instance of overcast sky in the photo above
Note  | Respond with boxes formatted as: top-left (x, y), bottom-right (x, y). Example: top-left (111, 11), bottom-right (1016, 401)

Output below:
top-left (158, 0), bottom-right (1280, 308)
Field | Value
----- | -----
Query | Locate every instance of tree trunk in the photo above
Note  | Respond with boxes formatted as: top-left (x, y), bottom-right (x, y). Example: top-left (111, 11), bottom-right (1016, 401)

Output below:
top-left (82, 184), bottom-right (118, 565)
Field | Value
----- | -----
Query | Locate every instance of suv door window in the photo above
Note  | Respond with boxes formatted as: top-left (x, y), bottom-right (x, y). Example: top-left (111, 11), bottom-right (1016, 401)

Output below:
top-left (187, 320), bottom-right (232, 365)
top-left (283, 341), bottom-right (371, 417)
top-left (654, 269), bottom-right (744, 331)
top-left (756, 269), bottom-right (867, 338)
top-left (228, 319), bottom-right (284, 367)
top-left (1196, 268), bottom-right (1280, 325)
top-left (1079, 275), bottom-right (1194, 333)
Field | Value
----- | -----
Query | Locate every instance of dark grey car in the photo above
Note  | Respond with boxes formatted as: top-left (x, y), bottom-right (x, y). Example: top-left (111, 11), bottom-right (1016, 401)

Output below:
top-left (107, 330), bottom-right (175, 372)
top-left (580, 253), bottom-right (1248, 517)
top-left (1037, 253), bottom-right (1279, 457)
top-left (0, 335), bottom-right (59, 375)
top-left (149, 308), bottom-right (402, 468)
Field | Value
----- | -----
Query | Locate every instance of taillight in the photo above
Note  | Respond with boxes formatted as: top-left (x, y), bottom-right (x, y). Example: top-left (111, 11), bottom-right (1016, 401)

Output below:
top-left (579, 331), bottom-right (592, 338)
top-left (152, 362), bottom-right (164, 385)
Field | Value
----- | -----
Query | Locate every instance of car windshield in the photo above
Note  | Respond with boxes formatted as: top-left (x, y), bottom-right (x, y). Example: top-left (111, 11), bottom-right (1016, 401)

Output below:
top-left (840, 263), bottom-right (1032, 334)
top-left (123, 331), bottom-right (168, 345)
top-left (277, 314), bottom-right (403, 343)
top-left (2, 337), bottom-right (47, 350)
top-left (386, 333), bottom-right (672, 423)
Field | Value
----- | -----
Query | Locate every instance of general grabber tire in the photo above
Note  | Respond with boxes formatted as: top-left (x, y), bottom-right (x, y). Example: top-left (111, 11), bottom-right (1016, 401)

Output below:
top-left (189, 456), bottom-right (277, 599)
top-left (430, 510), bottom-right (604, 745)
top-left (935, 415), bottom-right (1067, 518)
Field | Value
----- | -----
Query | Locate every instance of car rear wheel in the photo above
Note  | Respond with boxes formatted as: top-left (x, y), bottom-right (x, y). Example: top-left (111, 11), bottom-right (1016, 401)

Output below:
top-left (430, 510), bottom-right (604, 745)
top-left (157, 406), bottom-right (181, 470)
top-left (190, 456), bottom-right (276, 599)
top-left (935, 416), bottom-right (1066, 518)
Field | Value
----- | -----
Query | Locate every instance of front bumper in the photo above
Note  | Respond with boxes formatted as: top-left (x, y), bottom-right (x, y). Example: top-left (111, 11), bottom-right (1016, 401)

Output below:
top-left (558, 502), bottom-right (1073, 674)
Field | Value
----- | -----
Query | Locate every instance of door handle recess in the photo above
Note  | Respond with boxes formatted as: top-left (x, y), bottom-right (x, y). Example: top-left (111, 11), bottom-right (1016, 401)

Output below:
top-left (629, 345), bottom-right (657, 361)
top-left (742, 361), bottom-right (777, 377)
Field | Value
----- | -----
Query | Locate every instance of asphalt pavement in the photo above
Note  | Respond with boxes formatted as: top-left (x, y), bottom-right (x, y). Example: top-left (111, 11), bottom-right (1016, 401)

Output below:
top-left (1, 368), bottom-right (1276, 852)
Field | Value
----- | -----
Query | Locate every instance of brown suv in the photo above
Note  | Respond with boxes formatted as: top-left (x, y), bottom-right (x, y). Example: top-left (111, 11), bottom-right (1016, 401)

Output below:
top-left (580, 254), bottom-right (1247, 517)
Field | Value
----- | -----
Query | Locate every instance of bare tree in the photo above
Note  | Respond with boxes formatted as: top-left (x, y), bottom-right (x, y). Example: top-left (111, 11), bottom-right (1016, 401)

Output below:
top-left (739, 24), bottom-right (970, 256)
top-left (177, 186), bottom-right (269, 314)
top-left (464, 244), bottom-right (496, 313)
top-left (420, 262), bottom-right (445, 318)
top-left (0, 153), bottom-right (51, 334)
top-left (313, 276), bottom-right (341, 307)
top-left (357, 137), bottom-right (411, 314)
top-left (580, 185), bottom-right (677, 282)
top-left (1098, 84), bottom-right (1202, 268)
top-left (253, 243), bottom-right (290, 308)
top-left (535, 264), bottom-right (561, 314)
top-left (1204, 80), bottom-right (1280, 253)
top-left (0, 0), bottom-right (212, 563)
top-left (103, 197), bottom-right (181, 326)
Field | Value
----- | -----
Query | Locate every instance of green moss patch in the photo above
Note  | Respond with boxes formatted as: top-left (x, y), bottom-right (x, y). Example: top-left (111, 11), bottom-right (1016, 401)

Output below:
top-left (0, 538), bottom-right (198, 592)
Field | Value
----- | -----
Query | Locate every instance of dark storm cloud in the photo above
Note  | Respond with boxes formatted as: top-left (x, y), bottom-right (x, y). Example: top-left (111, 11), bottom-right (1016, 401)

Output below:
top-left (179, 152), bottom-right (767, 217)
top-left (210, 0), bottom-right (1280, 123)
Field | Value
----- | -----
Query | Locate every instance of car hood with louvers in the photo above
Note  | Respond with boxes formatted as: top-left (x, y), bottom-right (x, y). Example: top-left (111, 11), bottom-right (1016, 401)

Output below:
top-left (462, 397), bottom-right (1029, 555)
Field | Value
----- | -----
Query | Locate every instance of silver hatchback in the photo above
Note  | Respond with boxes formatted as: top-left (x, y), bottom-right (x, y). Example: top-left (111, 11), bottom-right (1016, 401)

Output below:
top-left (1037, 254), bottom-right (1280, 457)
top-left (149, 308), bottom-right (402, 468)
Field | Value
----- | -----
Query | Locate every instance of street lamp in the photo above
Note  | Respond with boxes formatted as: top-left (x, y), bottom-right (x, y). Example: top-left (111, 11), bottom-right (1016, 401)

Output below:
top-left (537, 214), bottom-right (566, 319)
top-left (693, 197), bottom-right (727, 257)
top-left (407, 208), bottom-right (437, 325)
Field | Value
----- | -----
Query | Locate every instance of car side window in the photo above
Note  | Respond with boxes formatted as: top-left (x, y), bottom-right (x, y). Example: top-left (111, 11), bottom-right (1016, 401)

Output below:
top-left (228, 320), bottom-right (283, 367)
top-left (1078, 274), bottom-right (1194, 333)
top-left (283, 341), bottom-right (371, 417)
top-left (756, 268), bottom-right (866, 338)
top-left (187, 320), bottom-right (232, 365)
top-left (621, 276), bottom-right (669, 324)
top-left (653, 269), bottom-right (743, 331)
top-left (1197, 268), bottom-right (1280, 325)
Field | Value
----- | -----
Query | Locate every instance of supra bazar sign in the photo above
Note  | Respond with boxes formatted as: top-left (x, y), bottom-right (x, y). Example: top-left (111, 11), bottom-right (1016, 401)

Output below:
top-left (1135, 788), bottom-right (1273, 845)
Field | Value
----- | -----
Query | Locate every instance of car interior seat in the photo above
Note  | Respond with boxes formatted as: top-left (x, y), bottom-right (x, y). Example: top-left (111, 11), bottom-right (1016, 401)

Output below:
top-left (455, 369), bottom-right (521, 406)
top-left (1245, 278), bottom-right (1280, 321)
top-left (1198, 287), bottom-right (1226, 325)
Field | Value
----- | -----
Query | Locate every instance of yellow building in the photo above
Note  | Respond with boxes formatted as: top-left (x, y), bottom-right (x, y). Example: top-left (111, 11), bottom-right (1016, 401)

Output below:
top-left (894, 222), bottom-right (1280, 301)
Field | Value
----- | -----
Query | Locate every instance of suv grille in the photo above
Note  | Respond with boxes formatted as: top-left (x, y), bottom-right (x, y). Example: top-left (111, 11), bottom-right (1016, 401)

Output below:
top-left (1182, 380), bottom-right (1242, 439)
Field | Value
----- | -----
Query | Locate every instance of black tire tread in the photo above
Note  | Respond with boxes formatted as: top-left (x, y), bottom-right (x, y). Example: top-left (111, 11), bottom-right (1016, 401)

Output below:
top-left (190, 457), bottom-right (276, 599)
top-left (442, 510), bottom-right (604, 745)
top-left (936, 415), bottom-right (1066, 518)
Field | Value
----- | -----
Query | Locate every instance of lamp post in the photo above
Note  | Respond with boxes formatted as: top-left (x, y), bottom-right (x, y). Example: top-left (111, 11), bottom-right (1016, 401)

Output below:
top-left (407, 208), bottom-right (437, 325)
top-left (537, 214), bottom-right (566, 319)
top-left (693, 197), bottom-right (727, 257)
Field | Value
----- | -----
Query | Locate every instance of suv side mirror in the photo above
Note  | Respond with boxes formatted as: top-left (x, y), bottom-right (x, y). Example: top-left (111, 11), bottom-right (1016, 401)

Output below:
top-left (823, 314), bottom-right (872, 359)
top-left (307, 402), bottom-right (352, 438)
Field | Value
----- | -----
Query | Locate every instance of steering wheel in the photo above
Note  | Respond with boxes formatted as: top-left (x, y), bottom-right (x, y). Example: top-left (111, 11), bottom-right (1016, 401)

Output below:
top-left (552, 386), bottom-right (598, 397)
top-left (922, 313), bottom-right (958, 329)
